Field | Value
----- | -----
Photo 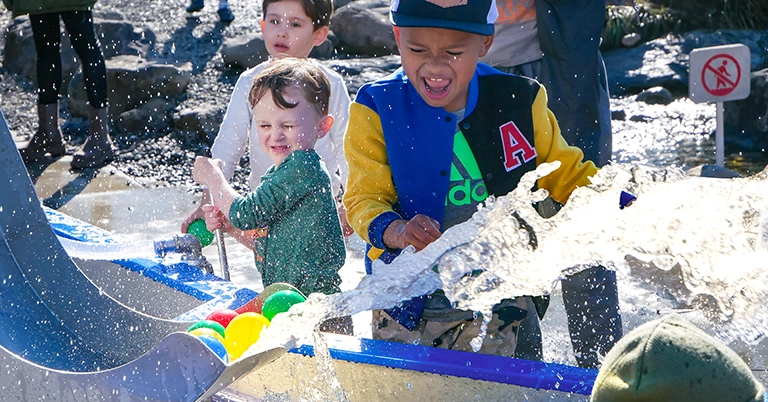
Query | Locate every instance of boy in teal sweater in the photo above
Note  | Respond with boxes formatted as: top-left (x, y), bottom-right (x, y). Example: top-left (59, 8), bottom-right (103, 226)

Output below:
top-left (193, 58), bottom-right (350, 333)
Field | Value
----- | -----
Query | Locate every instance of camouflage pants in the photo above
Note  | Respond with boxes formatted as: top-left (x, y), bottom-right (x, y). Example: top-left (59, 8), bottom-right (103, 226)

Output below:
top-left (371, 297), bottom-right (529, 357)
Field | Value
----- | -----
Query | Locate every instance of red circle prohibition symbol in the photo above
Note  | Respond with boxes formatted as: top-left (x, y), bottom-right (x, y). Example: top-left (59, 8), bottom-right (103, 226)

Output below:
top-left (701, 54), bottom-right (741, 97)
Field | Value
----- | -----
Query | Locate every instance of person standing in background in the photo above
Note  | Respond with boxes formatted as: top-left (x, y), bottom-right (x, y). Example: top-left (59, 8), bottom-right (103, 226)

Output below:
top-left (4, 0), bottom-right (115, 170)
top-left (481, 0), bottom-right (621, 369)
top-left (185, 0), bottom-right (235, 23)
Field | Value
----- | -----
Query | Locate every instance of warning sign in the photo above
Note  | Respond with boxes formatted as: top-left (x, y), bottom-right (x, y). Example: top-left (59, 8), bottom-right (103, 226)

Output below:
top-left (702, 54), bottom-right (740, 96)
top-left (689, 44), bottom-right (750, 103)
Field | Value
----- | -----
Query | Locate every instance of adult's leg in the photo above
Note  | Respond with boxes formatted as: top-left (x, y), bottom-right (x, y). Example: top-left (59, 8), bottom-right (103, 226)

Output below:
top-left (217, 0), bottom-right (235, 22)
top-left (595, 51), bottom-right (613, 167)
top-left (561, 265), bottom-right (622, 369)
top-left (60, 10), bottom-right (107, 109)
top-left (61, 10), bottom-right (114, 169)
top-left (23, 13), bottom-right (66, 163)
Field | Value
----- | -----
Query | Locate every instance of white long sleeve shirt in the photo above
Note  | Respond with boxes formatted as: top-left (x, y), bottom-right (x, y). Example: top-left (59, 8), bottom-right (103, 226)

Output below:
top-left (211, 59), bottom-right (351, 197)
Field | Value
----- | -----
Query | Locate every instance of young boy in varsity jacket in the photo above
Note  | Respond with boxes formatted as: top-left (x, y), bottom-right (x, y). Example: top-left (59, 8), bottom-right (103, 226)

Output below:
top-left (343, 0), bottom-right (600, 356)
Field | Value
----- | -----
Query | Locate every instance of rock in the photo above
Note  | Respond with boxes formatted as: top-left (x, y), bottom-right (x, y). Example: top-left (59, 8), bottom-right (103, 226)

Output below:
top-left (611, 109), bottom-right (627, 120)
top-left (629, 114), bottom-right (653, 123)
top-left (309, 37), bottom-right (336, 60)
top-left (621, 32), bottom-right (642, 47)
top-left (3, 15), bottom-right (155, 95)
top-left (322, 55), bottom-right (401, 94)
top-left (68, 55), bottom-right (192, 117)
top-left (220, 33), bottom-right (269, 69)
top-left (635, 86), bottom-right (674, 105)
top-left (116, 99), bottom-right (175, 133)
top-left (686, 164), bottom-right (741, 178)
top-left (93, 19), bottom-right (156, 60)
top-left (330, 0), bottom-right (397, 56)
top-left (723, 68), bottom-right (768, 153)
top-left (681, 30), bottom-right (768, 72)
top-left (173, 104), bottom-right (223, 143)
top-left (604, 34), bottom-right (688, 96)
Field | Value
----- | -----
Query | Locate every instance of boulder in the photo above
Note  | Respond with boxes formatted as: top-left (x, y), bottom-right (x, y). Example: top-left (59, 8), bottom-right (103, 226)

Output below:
top-left (173, 104), bottom-right (223, 143)
top-left (68, 55), bottom-right (192, 117)
top-left (635, 86), bottom-right (674, 105)
top-left (330, 0), bottom-right (397, 56)
top-left (116, 99), bottom-right (175, 133)
top-left (220, 33), bottom-right (269, 69)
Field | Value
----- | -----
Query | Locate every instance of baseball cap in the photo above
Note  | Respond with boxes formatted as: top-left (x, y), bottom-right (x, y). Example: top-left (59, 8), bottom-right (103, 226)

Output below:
top-left (390, 0), bottom-right (499, 36)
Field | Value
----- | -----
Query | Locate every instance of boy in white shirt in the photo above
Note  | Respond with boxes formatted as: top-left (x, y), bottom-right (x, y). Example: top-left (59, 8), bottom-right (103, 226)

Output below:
top-left (182, 0), bottom-right (352, 235)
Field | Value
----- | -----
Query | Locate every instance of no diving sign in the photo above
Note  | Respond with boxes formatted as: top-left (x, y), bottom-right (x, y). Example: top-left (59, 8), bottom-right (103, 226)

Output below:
top-left (689, 44), bottom-right (750, 103)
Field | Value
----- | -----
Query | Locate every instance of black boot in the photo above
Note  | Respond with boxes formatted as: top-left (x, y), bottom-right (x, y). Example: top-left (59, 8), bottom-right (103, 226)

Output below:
top-left (561, 265), bottom-right (623, 369)
top-left (71, 107), bottom-right (114, 170)
top-left (20, 103), bottom-right (66, 164)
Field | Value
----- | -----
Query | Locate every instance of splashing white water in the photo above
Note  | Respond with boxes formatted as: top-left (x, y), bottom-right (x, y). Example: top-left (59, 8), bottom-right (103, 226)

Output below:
top-left (248, 162), bottom-right (768, 366)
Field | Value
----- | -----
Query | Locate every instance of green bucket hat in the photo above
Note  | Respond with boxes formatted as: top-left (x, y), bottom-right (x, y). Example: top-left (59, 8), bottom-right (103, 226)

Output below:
top-left (591, 313), bottom-right (765, 402)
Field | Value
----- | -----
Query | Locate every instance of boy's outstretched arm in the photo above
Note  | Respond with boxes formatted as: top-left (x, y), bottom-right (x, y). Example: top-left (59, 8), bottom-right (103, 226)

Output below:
top-left (193, 156), bottom-right (240, 219)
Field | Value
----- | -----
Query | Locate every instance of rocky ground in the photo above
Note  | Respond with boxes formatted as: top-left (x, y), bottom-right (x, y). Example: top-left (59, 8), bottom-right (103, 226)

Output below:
top-left (1, 0), bottom-right (765, 191)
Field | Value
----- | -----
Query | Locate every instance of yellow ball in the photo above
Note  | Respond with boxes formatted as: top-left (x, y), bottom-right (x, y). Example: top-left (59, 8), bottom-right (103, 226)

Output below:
top-left (223, 312), bottom-right (270, 361)
top-left (189, 328), bottom-right (225, 344)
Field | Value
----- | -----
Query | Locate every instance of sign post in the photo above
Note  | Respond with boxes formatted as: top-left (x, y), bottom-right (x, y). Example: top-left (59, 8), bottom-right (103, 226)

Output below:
top-left (689, 44), bottom-right (750, 167)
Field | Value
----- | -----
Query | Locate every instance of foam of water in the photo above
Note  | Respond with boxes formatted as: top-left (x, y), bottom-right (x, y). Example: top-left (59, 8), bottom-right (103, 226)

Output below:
top-left (249, 162), bottom-right (768, 364)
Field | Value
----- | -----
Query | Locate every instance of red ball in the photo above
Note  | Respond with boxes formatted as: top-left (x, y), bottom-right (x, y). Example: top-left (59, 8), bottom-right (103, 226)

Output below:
top-left (206, 309), bottom-right (239, 328)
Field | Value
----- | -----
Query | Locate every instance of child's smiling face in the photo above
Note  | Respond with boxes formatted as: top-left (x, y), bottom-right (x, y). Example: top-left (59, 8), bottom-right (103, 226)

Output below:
top-left (394, 26), bottom-right (493, 112)
top-left (261, 0), bottom-right (328, 59)
top-left (253, 85), bottom-right (332, 167)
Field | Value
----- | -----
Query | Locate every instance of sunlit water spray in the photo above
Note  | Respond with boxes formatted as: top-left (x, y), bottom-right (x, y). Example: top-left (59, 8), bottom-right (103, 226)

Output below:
top-left (243, 161), bottom-right (768, 388)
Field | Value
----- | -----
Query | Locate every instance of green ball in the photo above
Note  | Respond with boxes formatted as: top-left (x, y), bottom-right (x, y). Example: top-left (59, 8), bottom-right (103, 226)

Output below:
top-left (187, 219), bottom-right (214, 247)
top-left (261, 290), bottom-right (306, 321)
top-left (187, 320), bottom-right (226, 339)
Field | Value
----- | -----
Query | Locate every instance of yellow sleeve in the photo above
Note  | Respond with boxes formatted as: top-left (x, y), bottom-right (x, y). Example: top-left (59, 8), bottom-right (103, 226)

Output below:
top-left (532, 85), bottom-right (599, 204)
top-left (342, 102), bottom-right (399, 244)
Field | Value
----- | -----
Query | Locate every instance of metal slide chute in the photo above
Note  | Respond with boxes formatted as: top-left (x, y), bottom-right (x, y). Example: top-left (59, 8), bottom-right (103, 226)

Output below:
top-left (0, 110), bottom-right (284, 400)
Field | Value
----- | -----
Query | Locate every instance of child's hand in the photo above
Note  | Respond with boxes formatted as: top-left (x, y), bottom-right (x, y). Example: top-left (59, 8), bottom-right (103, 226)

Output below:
top-left (193, 156), bottom-right (224, 187)
top-left (181, 204), bottom-right (205, 233)
top-left (201, 204), bottom-right (233, 233)
top-left (384, 214), bottom-right (441, 251)
top-left (337, 204), bottom-right (354, 237)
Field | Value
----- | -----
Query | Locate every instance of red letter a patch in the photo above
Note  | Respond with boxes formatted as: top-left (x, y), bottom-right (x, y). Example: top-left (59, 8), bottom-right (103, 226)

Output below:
top-left (499, 121), bottom-right (537, 171)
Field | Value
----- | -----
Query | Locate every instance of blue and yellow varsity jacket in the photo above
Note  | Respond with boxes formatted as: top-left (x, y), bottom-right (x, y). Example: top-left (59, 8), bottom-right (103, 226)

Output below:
top-left (343, 63), bottom-right (597, 329)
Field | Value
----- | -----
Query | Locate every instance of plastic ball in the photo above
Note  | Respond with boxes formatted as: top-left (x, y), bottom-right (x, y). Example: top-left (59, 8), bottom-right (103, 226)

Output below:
top-left (197, 335), bottom-right (228, 363)
top-left (261, 289), bottom-right (306, 321)
top-left (187, 219), bottom-right (214, 247)
top-left (236, 282), bottom-right (304, 315)
top-left (189, 328), bottom-right (225, 344)
top-left (187, 320), bottom-right (226, 339)
top-left (223, 312), bottom-right (270, 361)
top-left (206, 309), bottom-right (239, 328)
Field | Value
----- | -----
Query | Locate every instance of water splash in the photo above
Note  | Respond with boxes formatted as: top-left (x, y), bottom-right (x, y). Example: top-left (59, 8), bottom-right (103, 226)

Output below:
top-left (248, 161), bottom-right (768, 366)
